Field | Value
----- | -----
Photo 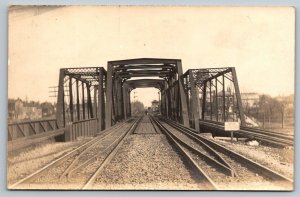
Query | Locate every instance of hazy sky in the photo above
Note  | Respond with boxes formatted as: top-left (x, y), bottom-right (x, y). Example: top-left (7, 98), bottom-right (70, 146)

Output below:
top-left (8, 6), bottom-right (295, 107)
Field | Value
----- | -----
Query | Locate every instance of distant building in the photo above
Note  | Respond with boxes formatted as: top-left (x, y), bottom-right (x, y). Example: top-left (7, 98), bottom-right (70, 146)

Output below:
top-left (8, 98), bottom-right (24, 120)
top-left (41, 102), bottom-right (56, 117)
top-left (151, 100), bottom-right (159, 112)
top-left (241, 93), bottom-right (259, 108)
top-left (22, 106), bottom-right (42, 120)
top-left (8, 98), bottom-right (43, 121)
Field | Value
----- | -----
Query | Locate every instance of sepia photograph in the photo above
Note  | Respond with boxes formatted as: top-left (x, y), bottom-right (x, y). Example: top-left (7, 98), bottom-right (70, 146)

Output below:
top-left (7, 5), bottom-right (295, 190)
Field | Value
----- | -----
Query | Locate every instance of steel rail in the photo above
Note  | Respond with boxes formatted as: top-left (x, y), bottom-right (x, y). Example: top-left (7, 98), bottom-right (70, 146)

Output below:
top-left (59, 121), bottom-right (130, 180)
top-left (66, 121), bottom-right (137, 179)
top-left (82, 116), bottom-right (143, 189)
top-left (240, 126), bottom-right (294, 138)
top-left (201, 119), bottom-right (294, 139)
top-left (150, 116), bottom-right (218, 190)
top-left (149, 115), bottom-right (234, 177)
top-left (199, 120), bottom-right (293, 147)
top-left (148, 114), bottom-right (161, 134)
top-left (159, 117), bottom-right (236, 176)
top-left (9, 120), bottom-right (130, 189)
top-left (165, 118), bottom-right (293, 185)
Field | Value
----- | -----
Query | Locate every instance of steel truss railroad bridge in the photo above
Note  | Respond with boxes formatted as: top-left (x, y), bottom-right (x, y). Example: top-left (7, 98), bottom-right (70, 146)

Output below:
top-left (8, 58), bottom-right (293, 149)
top-left (55, 58), bottom-right (244, 135)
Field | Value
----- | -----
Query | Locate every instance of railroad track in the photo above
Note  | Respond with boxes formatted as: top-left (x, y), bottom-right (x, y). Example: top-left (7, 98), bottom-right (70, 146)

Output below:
top-left (81, 117), bottom-right (142, 189)
top-left (10, 115), bottom-right (218, 190)
top-left (133, 115), bottom-right (160, 134)
top-left (9, 118), bottom-right (140, 189)
top-left (10, 114), bottom-right (293, 190)
top-left (154, 116), bottom-right (293, 190)
top-left (92, 114), bottom-right (216, 190)
top-left (149, 115), bottom-right (218, 190)
top-left (199, 120), bottom-right (294, 147)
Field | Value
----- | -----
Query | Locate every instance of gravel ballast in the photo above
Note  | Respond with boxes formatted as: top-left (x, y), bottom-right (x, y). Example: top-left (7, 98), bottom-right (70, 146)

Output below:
top-left (7, 139), bottom-right (89, 185)
top-left (92, 134), bottom-right (202, 190)
top-left (211, 137), bottom-right (294, 179)
top-left (7, 116), bottom-right (293, 190)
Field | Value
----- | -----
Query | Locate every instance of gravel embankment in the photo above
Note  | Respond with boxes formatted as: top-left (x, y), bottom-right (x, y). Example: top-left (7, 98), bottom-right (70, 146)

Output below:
top-left (92, 134), bottom-right (201, 190)
top-left (211, 137), bottom-right (294, 179)
top-left (7, 138), bottom-right (90, 186)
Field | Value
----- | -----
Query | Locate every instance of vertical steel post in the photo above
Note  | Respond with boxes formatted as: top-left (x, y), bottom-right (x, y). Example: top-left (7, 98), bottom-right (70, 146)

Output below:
top-left (231, 67), bottom-right (246, 126)
top-left (112, 78), bottom-right (118, 122)
top-left (171, 76), bottom-right (176, 120)
top-left (98, 68), bottom-right (104, 130)
top-left (128, 89), bottom-right (131, 116)
top-left (56, 69), bottom-right (65, 128)
top-left (222, 75), bottom-right (226, 122)
top-left (87, 83), bottom-right (93, 118)
top-left (82, 81), bottom-right (86, 119)
top-left (102, 73), bottom-right (106, 127)
top-left (201, 82), bottom-right (207, 120)
top-left (215, 78), bottom-right (218, 122)
top-left (76, 79), bottom-right (80, 121)
top-left (117, 79), bottom-right (123, 120)
top-left (93, 86), bottom-right (97, 118)
top-left (209, 80), bottom-right (212, 120)
top-left (164, 81), bottom-right (169, 118)
top-left (167, 79), bottom-right (172, 119)
top-left (189, 70), bottom-right (200, 132)
top-left (105, 63), bottom-right (113, 128)
top-left (161, 91), bottom-right (165, 116)
top-left (69, 77), bottom-right (74, 122)
top-left (122, 84), bottom-right (127, 120)
top-left (177, 60), bottom-right (189, 127)
top-left (195, 85), bottom-right (201, 121)
top-left (175, 82), bottom-right (179, 121)
top-left (158, 91), bottom-right (161, 113)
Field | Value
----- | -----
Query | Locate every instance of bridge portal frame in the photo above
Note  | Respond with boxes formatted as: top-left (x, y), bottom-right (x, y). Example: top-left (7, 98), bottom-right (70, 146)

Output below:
top-left (105, 58), bottom-right (189, 128)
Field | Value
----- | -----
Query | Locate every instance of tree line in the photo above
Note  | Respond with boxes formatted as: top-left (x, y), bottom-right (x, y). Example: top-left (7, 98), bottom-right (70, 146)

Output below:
top-left (244, 94), bottom-right (294, 128)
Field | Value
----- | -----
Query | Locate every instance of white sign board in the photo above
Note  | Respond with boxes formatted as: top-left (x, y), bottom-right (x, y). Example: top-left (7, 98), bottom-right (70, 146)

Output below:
top-left (224, 122), bottom-right (240, 131)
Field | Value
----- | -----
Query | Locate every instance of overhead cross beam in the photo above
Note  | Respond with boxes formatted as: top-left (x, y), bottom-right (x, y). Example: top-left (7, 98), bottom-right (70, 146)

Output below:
top-left (124, 79), bottom-right (165, 90)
